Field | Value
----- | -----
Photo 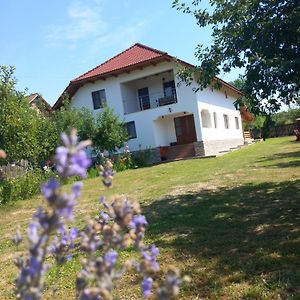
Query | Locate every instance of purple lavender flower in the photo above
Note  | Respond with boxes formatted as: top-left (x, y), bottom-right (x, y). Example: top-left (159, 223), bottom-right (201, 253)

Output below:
top-left (55, 130), bottom-right (91, 179)
top-left (104, 250), bottom-right (118, 267)
top-left (129, 215), bottom-right (148, 230)
top-left (80, 290), bottom-right (102, 300)
top-left (41, 177), bottom-right (59, 201)
top-left (57, 223), bottom-right (66, 235)
top-left (28, 222), bottom-right (40, 244)
top-left (100, 160), bottom-right (114, 188)
top-left (141, 277), bottom-right (153, 298)
top-left (72, 182), bottom-right (83, 198)
top-left (99, 211), bottom-right (109, 222)
top-left (52, 181), bottom-right (82, 220)
top-left (69, 227), bottom-right (79, 241)
top-left (14, 131), bottom-right (94, 300)
top-left (142, 245), bottom-right (160, 271)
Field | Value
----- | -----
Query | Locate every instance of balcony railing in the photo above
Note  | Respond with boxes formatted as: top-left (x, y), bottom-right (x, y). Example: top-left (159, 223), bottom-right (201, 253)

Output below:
top-left (124, 89), bottom-right (177, 114)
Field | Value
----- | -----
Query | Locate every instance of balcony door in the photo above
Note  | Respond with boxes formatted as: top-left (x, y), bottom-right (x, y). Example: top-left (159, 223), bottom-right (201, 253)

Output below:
top-left (163, 80), bottom-right (175, 97)
top-left (174, 114), bottom-right (197, 145)
top-left (138, 87), bottom-right (150, 111)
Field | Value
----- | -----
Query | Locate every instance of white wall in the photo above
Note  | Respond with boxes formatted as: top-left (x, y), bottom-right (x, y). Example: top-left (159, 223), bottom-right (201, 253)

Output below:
top-left (154, 115), bottom-right (178, 147)
top-left (196, 87), bottom-right (243, 141)
top-left (120, 84), bottom-right (138, 114)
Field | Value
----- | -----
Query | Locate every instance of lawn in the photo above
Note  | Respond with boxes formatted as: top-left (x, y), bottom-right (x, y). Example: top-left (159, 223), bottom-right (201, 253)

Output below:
top-left (0, 136), bottom-right (300, 299)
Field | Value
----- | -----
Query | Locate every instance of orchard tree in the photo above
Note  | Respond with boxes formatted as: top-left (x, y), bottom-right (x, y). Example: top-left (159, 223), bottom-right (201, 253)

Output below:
top-left (0, 66), bottom-right (59, 164)
top-left (94, 107), bottom-right (128, 153)
top-left (0, 66), bottom-right (40, 163)
top-left (173, 0), bottom-right (300, 113)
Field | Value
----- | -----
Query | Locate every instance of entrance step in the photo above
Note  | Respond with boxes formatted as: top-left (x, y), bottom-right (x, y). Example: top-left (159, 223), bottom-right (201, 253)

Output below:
top-left (164, 143), bottom-right (195, 161)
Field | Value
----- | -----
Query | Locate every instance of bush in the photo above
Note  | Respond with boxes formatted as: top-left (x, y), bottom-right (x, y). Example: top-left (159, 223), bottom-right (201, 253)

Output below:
top-left (132, 148), bottom-right (152, 168)
top-left (87, 166), bottom-right (99, 178)
top-left (0, 169), bottom-right (54, 204)
top-left (112, 151), bottom-right (133, 172)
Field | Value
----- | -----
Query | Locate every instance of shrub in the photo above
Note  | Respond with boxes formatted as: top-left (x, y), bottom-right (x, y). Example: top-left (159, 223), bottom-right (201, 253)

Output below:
top-left (87, 166), bottom-right (99, 178)
top-left (112, 146), bottom-right (133, 172)
top-left (132, 148), bottom-right (152, 168)
top-left (0, 169), bottom-right (54, 204)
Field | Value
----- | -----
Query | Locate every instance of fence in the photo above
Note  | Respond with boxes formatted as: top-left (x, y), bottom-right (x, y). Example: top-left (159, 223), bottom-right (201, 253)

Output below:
top-left (0, 160), bottom-right (28, 179)
top-left (250, 123), bottom-right (296, 139)
top-left (269, 123), bottom-right (296, 137)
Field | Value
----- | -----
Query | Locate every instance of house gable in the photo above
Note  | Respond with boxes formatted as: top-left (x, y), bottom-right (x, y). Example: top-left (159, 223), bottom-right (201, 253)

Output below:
top-left (53, 43), bottom-right (240, 110)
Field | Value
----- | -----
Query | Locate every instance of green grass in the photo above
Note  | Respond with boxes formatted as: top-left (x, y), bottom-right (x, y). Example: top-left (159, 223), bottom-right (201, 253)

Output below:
top-left (1, 136), bottom-right (300, 299)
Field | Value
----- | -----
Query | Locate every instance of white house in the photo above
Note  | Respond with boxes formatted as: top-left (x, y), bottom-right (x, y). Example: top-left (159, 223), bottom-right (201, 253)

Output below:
top-left (53, 43), bottom-right (244, 162)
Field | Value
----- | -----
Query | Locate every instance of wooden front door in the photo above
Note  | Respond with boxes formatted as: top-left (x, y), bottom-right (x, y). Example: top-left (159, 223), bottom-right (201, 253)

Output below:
top-left (174, 115), bottom-right (197, 145)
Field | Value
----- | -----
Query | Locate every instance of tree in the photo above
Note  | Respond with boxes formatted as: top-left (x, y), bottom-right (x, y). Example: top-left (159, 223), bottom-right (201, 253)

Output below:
top-left (0, 66), bottom-right (40, 163)
top-left (0, 66), bottom-right (60, 165)
top-left (272, 108), bottom-right (300, 126)
top-left (173, 0), bottom-right (300, 113)
top-left (50, 97), bottom-right (83, 138)
top-left (93, 107), bottom-right (128, 153)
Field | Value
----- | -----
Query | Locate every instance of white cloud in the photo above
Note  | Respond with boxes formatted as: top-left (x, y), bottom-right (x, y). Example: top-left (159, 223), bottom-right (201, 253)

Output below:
top-left (45, 0), bottom-right (152, 62)
top-left (91, 20), bottom-right (147, 51)
top-left (46, 0), bottom-right (106, 45)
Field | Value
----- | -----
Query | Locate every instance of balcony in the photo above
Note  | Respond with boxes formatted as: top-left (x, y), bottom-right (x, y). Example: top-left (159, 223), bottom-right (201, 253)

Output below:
top-left (120, 69), bottom-right (178, 115)
top-left (123, 90), bottom-right (177, 114)
top-left (136, 89), bottom-right (177, 112)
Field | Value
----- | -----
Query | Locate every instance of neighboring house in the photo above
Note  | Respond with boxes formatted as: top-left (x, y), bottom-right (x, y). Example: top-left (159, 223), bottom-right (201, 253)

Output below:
top-left (53, 43), bottom-right (244, 162)
top-left (27, 93), bottom-right (51, 114)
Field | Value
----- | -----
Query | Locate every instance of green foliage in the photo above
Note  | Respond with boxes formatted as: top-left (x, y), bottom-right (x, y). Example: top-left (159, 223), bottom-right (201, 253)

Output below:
top-left (0, 169), bottom-right (53, 204)
top-left (87, 166), bottom-right (99, 178)
top-left (50, 98), bottom-right (83, 137)
top-left (131, 148), bottom-right (152, 167)
top-left (35, 116), bottom-right (58, 164)
top-left (173, 0), bottom-right (300, 113)
top-left (113, 152), bottom-right (133, 172)
top-left (93, 107), bottom-right (128, 152)
top-left (0, 66), bottom-right (128, 165)
top-left (272, 108), bottom-right (300, 126)
top-left (78, 108), bottom-right (97, 141)
top-left (0, 66), bottom-right (44, 164)
top-left (51, 102), bottom-right (127, 153)
top-left (251, 115), bottom-right (266, 130)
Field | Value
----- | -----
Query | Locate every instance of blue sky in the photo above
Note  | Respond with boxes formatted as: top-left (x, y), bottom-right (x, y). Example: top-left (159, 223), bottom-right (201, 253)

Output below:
top-left (0, 0), bottom-right (242, 105)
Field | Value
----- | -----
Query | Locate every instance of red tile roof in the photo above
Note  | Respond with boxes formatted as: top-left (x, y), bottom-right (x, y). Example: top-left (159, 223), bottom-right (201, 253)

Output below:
top-left (73, 43), bottom-right (168, 82)
top-left (53, 43), bottom-right (240, 110)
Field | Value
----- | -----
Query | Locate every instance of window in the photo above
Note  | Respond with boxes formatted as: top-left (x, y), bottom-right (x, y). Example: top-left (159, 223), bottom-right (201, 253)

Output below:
top-left (223, 114), bottom-right (229, 129)
top-left (163, 80), bottom-right (176, 98)
top-left (138, 87), bottom-right (150, 110)
top-left (124, 121), bottom-right (137, 139)
top-left (92, 89), bottom-right (106, 110)
top-left (213, 112), bottom-right (217, 128)
top-left (235, 117), bottom-right (240, 129)
top-left (201, 109), bottom-right (212, 128)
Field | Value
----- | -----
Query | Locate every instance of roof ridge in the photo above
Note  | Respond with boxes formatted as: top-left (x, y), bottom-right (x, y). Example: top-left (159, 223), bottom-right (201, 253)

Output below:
top-left (133, 42), bottom-right (168, 55)
top-left (72, 43), bottom-right (166, 82)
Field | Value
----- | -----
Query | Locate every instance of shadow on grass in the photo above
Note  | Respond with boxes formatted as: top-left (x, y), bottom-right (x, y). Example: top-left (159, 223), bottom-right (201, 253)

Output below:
top-left (144, 180), bottom-right (300, 298)
top-left (259, 150), bottom-right (300, 161)
top-left (256, 149), bottom-right (300, 168)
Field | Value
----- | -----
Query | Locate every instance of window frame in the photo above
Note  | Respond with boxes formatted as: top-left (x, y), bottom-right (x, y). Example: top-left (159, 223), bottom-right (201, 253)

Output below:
top-left (124, 121), bottom-right (137, 139)
top-left (223, 114), bottom-right (229, 129)
top-left (201, 109), bottom-right (212, 128)
top-left (213, 112), bottom-right (218, 128)
top-left (235, 116), bottom-right (240, 129)
top-left (92, 89), bottom-right (107, 110)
